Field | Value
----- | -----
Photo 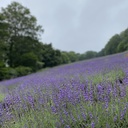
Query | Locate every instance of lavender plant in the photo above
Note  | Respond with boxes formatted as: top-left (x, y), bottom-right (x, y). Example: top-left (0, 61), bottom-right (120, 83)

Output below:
top-left (0, 52), bottom-right (128, 128)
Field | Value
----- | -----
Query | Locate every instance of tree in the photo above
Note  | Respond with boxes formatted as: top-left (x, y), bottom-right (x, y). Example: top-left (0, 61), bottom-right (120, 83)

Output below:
top-left (10, 36), bottom-right (43, 67)
top-left (67, 51), bottom-right (78, 62)
top-left (20, 52), bottom-right (38, 71)
top-left (120, 28), bottom-right (128, 39)
top-left (41, 43), bottom-right (62, 67)
top-left (53, 49), bottom-right (62, 66)
top-left (79, 51), bottom-right (97, 60)
top-left (96, 48), bottom-right (105, 57)
top-left (104, 34), bottom-right (121, 55)
top-left (0, 14), bottom-right (9, 63)
top-left (117, 37), bottom-right (128, 52)
top-left (41, 43), bottom-right (54, 67)
top-left (0, 1), bottom-right (43, 67)
top-left (61, 52), bottom-right (70, 64)
top-left (85, 51), bottom-right (97, 59)
top-left (117, 28), bottom-right (128, 52)
top-left (0, 14), bottom-right (9, 39)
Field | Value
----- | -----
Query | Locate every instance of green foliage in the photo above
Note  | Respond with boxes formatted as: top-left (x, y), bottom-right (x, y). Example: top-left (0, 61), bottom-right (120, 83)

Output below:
top-left (0, 14), bottom-right (9, 38)
top-left (0, 14), bottom-right (9, 63)
top-left (67, 51), bottom-right (78, 62)
top-left (117, 37), bottom-right (128, 52)
top-left (0, 93), bottom-right (5, 102)
top-left (9, 36), bottom-right (43, 67)
top-left (120, 28), bottom-right (128, 39)
top-left (88, 68), bottom-right (125, 85)
top-left (15, 66), bottom-right (32, 76)
top-left (84, 51), bottom-right (97, 59)
top-left (20, 52), bottom-right (38, 71)
top-left (1, 1), bottom-right (43, 39)
top-left (98, 28), bottom-right (128, 57)
top-left (41, 44), bottom-right (62, 67)
top-left (61, 52), bottom-right (70, 64)
top-left (0, 66), bottom-right (32, 80)
top-left (36, 61), bottom-right (44, 70)
top-left (0, 61), bottom-right (5, 68)
top-left (79, 51), bottom-right (97, 61)
top-left (0, 1), bottom-right (43, 67)
top-left (96, 48), bottom-right (105, 57)
top-left (0, 42), bottom-right (7, 62)
top-left (0, 67), bottom-right (17, 80)
top-left (104, 34), bottom-right (121, 55)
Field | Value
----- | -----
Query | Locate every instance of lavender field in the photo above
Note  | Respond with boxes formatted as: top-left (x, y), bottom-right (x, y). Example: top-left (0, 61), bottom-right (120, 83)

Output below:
top-left (0, 52), bottom-right (128, 128)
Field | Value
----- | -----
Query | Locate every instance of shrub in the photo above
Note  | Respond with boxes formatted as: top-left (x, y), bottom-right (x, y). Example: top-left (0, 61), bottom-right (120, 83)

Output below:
top-left (0, 61), bottom-right (5, 68)
top-left (20, 52), bottom-right (38, 71)
top-left (15, 66), bottom-right (32, 77)
top-left (36, 61), bottom-right (45, 70)
top-left (0, 67), bottom-right (17, 80)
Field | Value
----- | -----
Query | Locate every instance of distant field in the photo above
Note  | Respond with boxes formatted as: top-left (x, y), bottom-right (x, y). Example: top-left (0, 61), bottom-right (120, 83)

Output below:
top-left (0, 51), bottom-right (128, 128)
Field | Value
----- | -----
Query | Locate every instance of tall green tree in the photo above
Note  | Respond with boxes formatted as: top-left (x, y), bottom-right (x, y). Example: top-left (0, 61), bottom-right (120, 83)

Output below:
top-left (41, 43), bottom-right (62, 67)
top-left (20, 52), bottom-right (38, 71)
top-left (0, 14), bottom-right (9, 64)
top-left (104, 34), bottom-right (121, 55)
top-left (0, 1), bottom-right (43, 67)
top-left (117, 28), bottom-right (128, 52)
top-left (85, 51), bottom-right (97, 59)
top-left (61, 52), bottom-right (70, 64)
top-left (9, 36), bottom-right (43, 67)
top-left (79, 51), bottom-right (97, 60)
top-left (96, 48), bottom-right (105, 57)
top-left (67, 51), bottom-right (78, 62)
top-left (117, 37), bottom-right (128, 52)
top-left (120, 28), bottom-right (128, 39)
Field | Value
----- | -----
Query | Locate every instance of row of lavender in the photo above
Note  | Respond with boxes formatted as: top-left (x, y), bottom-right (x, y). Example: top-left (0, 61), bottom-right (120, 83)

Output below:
top-left (0, 52), bottom-right (128, 127)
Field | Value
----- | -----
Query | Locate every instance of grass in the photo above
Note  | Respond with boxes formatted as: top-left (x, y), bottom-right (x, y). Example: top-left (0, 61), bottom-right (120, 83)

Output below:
top-left (0, 93), bottom-right (5, 102)
top-left (87, 68), bottom-right (125, 85)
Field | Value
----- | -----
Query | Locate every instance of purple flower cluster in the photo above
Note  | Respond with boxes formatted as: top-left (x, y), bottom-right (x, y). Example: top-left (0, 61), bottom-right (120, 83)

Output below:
top-left (0, 52), bottom-right (128, 127)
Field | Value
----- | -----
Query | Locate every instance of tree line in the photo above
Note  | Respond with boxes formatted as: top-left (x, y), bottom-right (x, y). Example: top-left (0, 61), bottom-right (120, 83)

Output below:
top-left (97, 29), bottom-right (128, 57)
top-left (0, 1), bottom-right (86, 80)
top-left (0, 1), bottom-right (128, 80)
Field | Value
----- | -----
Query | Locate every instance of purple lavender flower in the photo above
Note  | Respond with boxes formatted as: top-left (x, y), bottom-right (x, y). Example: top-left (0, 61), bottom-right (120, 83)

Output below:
top-left (0, 51), bottom-right (127, 127)
top-left (91, 121), bottom-right (95, 128)
top-left (65, 125), bottom-right (70, 128)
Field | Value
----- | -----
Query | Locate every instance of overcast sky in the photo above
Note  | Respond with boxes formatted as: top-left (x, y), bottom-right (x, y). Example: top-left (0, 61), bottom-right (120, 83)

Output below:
top-left (0, 0), bottom-right (128, 53)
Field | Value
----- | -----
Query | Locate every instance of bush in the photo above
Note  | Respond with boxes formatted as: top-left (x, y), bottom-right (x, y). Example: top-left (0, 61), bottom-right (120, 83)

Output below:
top-left (20, 52), bottom-right (38, 71)
top-left (0, 67), bottom-right (17, 80)
top-left (15, 66), bottom-right (32, 77)
top-left (36, 61), bottom-right (44, 70)
top-left (0, 66), bottom-right (32, 81)
top-left (0, 61), bottom-right (5, 68)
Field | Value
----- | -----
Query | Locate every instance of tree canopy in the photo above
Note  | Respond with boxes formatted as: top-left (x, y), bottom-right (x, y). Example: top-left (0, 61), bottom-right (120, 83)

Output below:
top-left (0, 1), bottom-right (43, 67)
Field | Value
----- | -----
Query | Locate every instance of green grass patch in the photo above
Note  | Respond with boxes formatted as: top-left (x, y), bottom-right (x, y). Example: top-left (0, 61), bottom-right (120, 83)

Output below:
top-left (0, 93), bottom-right (5, 102)
top-left (88, 68), bottom-right (125, 85)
